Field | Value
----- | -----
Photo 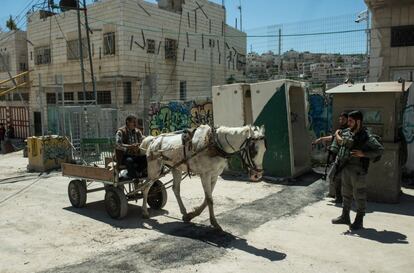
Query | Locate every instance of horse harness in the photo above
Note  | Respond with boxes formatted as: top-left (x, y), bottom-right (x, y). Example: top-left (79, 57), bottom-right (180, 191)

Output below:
top-left (210, 127), bottom-right (266, 173)
top-left (147, 127), bottom-right (265, 176)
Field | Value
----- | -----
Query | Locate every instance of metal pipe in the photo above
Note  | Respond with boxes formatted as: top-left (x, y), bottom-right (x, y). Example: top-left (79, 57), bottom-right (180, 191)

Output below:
top-left (76, 0), bottom-right (87, 104)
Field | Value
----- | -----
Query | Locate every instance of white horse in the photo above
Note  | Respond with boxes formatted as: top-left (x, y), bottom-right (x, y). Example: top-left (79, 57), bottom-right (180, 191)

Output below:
top-left (140, 124), bottom-right (266, 231)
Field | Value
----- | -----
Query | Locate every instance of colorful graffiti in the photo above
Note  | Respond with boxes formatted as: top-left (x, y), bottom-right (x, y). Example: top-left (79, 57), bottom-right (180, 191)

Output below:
top-left (43, 136), bottom-right (71, 164)
top-left (149, 101), bottom-right (213, 136)
top-left (308, 94), bottom-right (333, 138)
top-left (403, 105), bottom-right (414, 144)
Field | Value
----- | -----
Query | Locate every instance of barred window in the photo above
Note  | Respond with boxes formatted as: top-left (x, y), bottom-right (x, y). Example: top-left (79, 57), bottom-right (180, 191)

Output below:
top-left (78, 91), bottom-right (95, 102)
top-left (123, 82), bottom-right (132, 105)
top-left (34, 46), bottom-right (51, 65)
top-left (12, 93), bottom-right (29, 101)
top-left (79, 91), bottom-right (111, 104)
top-left (147, 39), bottom-right (155, 54)
top-left (103, 32), bottom-right (116, 55)
top-left (63, 92), bottom-right (74, 104)
top-left (165, 38), bottom-right (177, 60)
top-left (67, 38), bottom-right (88, 60)
top-left (46, 93), bottom-right (56, 104)
top-left (97, 91), bottom-right (111, 104)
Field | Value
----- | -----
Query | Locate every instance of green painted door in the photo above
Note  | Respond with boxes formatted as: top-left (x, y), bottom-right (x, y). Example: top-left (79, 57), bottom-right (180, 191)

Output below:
top-left (254, 84), bottom-right (291, 177)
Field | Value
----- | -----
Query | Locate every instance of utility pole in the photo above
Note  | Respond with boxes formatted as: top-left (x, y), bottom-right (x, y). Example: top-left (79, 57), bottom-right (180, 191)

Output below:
top-left (76, 0), bottom-right (87, 104)
top-left (278, 28), bottom-right (282, 56)
top-left (83, 0), bottom-right (97, 105)
top-left (238, 0), bottom-right (242, 31)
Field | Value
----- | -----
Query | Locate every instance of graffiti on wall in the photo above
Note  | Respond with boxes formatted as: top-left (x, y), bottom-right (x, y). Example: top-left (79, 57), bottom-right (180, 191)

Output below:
top-left (149, 101), bottom-right (213, 136)
top-left (42, 137), bottom-right (71, 164)
top-left (308, 94), bottom-right (333, 138)
top-left (403, 105), bottom-right (414, 144)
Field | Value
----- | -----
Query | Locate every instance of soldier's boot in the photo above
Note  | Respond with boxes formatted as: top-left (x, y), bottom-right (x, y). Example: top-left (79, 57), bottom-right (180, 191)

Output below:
top-left (331, 208), bottom-right (351, 225)
top-left (350, 213), bottom-right (364, 230)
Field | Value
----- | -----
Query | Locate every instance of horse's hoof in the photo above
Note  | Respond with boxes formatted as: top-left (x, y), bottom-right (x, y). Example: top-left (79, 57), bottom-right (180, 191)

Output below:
top-left (142, 213), bottom-right (150, 219)
top-left (212, 223), bottom-right (223, 232)
top-left (182, 214), bottom-right (192, 223)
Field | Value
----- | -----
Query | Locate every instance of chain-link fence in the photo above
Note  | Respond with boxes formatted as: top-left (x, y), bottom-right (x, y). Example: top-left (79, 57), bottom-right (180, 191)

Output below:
top-left (246, 13), bottom-right (369, 89)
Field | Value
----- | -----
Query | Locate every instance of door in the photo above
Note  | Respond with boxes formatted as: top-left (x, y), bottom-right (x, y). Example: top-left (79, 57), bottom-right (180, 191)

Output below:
top-left (34, 112), bottom-right (42, 136)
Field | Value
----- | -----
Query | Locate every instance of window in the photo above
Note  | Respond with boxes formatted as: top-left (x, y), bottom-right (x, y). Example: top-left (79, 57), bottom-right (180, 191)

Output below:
top-left (180, 81), bottom-right (187, 101)
top-left (103, 32), bottom-right (116, 55)
top-left (391, 25), bottom-right (414, 47)
top-left (34, 46), bottom-right (51, 65)
top-left (147, 39), bottom-right (155, 54)
top-left (78, 91), bottom-right (95, 102)
top-left (13, 93), bottom-right (29, 101)
top-left (67, 38), bottom-right (88, 60)
top-left (46, 93), bottom-right (56, 104)
top-left (47, 92), bottom-right (74, 104)
top-left (97, 91), bottom-right (112, 104)
top-left (19, 62), bottom-right (27, 71)
top-left (123, 82), bottom-right (132, 104)
top-left (0, 54), bottom-right (10, 72)
top-left (165, 38), bottom-right (177, 60)
top-left (63, 92), bottom-right (74, 104)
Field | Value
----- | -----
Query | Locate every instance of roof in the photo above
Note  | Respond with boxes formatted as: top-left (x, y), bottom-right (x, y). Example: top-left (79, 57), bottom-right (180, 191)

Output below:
top-left (326, 81), bottom-right (413, 94)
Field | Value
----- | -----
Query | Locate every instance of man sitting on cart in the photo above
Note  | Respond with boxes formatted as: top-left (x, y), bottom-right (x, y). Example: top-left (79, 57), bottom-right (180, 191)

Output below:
top-left (115, 115), bottom-right (147, 179)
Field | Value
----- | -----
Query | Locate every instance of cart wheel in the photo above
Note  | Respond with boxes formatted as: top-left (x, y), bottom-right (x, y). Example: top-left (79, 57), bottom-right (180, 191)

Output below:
top-left (105, 186), bottom-right (128, 219)
top-left (147, 180), bottom-right (167, 210)
top-left (68, 179), bottom-right (87, 208)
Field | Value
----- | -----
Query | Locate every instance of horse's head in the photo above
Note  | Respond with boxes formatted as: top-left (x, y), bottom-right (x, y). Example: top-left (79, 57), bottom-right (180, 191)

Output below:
top-left (241, 125), bottom-right (266, 182)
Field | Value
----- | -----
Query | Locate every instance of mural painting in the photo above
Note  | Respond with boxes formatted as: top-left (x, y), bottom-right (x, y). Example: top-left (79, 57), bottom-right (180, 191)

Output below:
top-left (308, 94), bottom-right (333, 138)
top-left (149, 101), bottom-right (213, 136)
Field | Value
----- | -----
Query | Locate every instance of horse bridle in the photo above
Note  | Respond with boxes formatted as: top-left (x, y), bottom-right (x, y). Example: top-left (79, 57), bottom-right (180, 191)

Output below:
top-left (239, 136), bottom-right (266, 173)
top-left (212, 128), bottom-right (266, 173)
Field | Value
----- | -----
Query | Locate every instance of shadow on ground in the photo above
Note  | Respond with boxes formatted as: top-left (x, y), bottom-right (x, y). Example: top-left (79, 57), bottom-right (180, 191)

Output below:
top-left (143, 218), bottom-right (287, 262)
top-left (64, 201), bottom-right (167, 229)
top-left (64, 202), bottom-right (287, 262)
top-left (365, 192), bottom-right (414, 217)
top-left (344, 228), bottom-right (409, 244)
top-left (221, 170), bottom-right (322, 187)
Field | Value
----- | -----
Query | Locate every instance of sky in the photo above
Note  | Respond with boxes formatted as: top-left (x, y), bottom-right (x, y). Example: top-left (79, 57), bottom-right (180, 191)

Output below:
top-left (0, 0), bottom-right (368, 53)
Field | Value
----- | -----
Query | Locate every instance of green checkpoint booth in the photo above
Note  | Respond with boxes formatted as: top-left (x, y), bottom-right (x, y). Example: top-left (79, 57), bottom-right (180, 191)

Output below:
top-left (212, 80), bottom-right (311, 178)
top-left (326, 81), bottom-right (413, 203)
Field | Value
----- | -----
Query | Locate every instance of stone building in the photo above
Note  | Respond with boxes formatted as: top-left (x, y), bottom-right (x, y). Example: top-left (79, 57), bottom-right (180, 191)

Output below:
top-left (27, 0), bottom-right (246, 133)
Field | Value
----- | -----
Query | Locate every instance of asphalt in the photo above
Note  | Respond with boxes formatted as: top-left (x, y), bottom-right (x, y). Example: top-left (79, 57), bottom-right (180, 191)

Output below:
top-left (41, 173), bottom-right (325, 273)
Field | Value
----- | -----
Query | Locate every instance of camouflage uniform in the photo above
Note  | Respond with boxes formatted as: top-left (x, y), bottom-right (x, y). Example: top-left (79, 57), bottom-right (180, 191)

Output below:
top-left (330, 128), bottom-right (383, 214)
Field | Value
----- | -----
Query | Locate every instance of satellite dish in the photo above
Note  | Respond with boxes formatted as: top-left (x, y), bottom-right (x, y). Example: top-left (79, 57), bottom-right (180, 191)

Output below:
top-left (59, 0), bottom-right (77, 12)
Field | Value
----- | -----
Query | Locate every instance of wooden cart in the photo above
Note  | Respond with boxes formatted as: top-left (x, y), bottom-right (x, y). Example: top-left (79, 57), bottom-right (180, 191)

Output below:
top-left (62, 162), bottom-right (167, 219)
top-left (62, 138), bottom-right (167, 219)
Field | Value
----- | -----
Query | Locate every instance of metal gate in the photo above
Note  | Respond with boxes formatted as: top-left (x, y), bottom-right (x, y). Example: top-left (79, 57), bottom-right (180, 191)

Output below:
top-left (0, 106), bottom-right (30, 139)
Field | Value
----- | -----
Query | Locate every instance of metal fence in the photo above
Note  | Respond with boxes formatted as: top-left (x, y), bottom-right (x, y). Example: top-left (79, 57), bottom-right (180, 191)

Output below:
top-left (246, 13), bottom-right (369, 88)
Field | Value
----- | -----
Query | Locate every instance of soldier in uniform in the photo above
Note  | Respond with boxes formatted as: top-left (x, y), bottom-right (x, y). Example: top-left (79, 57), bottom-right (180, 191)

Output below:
top-left (313, 112), bottom-right (349, 203)
top-left (329, 110), bottom-right (384, 230)
top-left (115, 115), bottom-right (146, 178)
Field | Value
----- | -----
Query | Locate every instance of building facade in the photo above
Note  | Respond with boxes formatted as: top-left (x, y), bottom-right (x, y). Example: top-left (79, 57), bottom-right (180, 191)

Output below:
top-left (366, 0), bottom-right (414, 82)
top-left (27, 0), bottom-right (246, 134)
top-left (0, 31), bottom-right (30, 138)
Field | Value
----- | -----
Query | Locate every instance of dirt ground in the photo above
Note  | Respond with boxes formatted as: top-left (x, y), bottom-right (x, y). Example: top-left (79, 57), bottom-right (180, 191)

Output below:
top-left (1, 151), bottom-right (413, 273)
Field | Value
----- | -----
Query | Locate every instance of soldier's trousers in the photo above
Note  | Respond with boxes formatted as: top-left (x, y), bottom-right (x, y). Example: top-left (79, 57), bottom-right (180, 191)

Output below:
top-left (341, 164), bottom-right (367, 214)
